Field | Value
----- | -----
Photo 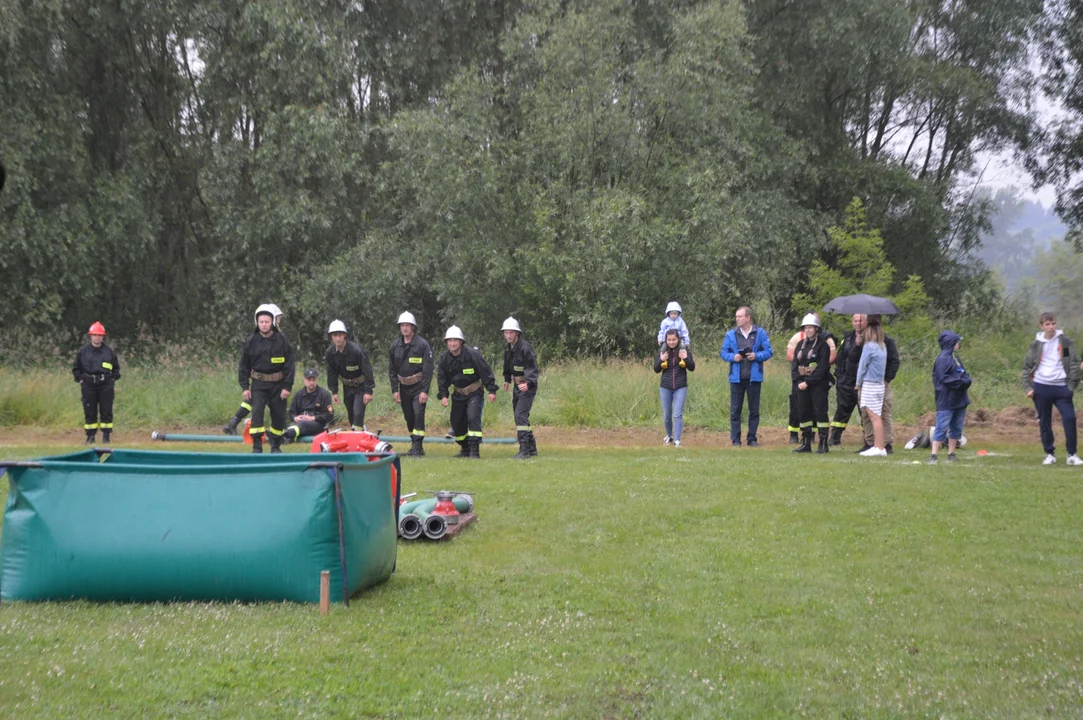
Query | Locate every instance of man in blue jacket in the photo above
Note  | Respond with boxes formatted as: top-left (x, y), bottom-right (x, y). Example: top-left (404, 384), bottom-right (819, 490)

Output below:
top-left (720, 306), bottom-right (774, 447)
top-left (928, 330), bottom-right (971, 464)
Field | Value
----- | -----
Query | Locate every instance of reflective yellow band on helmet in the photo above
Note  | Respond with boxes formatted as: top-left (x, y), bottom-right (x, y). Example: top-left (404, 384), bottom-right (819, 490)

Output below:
top-left (271, 357), bottom-right (285, 363)
top-left (84, 423), bottom-right (99, 430)
top-left (101, 362), bottom-right (113, 370)
top-left (463, 368), bottom-right (475, 375)
top-left (516, 425), bottom-right (532, 431)
top-left (240, 402), bottom-right (252, 411)
top-left (467, 431), bottom-right (483, 437)
top-left (409, 357), bottom-right (423, 364)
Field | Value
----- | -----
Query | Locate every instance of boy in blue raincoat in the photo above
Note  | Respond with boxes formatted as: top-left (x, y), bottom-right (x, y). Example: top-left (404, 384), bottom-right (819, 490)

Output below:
top-left (928, 330), bottom-right (971, 464)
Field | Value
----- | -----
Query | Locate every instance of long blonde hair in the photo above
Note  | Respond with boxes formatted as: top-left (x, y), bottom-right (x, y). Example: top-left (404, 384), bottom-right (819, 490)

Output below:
top-left (863, 321), bottom-right (884, 347)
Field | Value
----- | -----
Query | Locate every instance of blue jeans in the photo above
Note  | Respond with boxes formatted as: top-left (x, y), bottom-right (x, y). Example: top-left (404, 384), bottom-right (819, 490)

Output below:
top-left (730, 379), bottom-right (761, 443)
top-left (1033, 382), bottom-right (1077, 456)
top-left (660, 386), bottom-right (687, 441)
top-left (933, 407), bottom-right (967, 443)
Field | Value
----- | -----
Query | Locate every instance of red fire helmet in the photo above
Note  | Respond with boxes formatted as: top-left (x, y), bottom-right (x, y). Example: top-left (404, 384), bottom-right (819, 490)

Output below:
top-left (87, 322), bottom-right (107, 336)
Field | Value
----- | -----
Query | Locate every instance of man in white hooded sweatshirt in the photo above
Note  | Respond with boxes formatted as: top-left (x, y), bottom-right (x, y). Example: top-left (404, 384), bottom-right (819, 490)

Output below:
top-left (1022, 312), bottom-right (1082, 466)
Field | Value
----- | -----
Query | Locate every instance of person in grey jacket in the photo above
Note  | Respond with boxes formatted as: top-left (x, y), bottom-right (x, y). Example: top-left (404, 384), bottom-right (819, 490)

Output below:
top-left (1022, 311), bottom-right (1082, 466)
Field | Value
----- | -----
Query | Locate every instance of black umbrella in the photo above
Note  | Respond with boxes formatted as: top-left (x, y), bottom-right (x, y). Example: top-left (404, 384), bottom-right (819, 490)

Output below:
top-left (822, 294), bottom-right (900, 315)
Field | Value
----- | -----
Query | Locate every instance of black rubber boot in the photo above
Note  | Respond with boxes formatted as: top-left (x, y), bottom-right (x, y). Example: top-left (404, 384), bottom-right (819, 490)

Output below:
top-left (101, 429), bottom-right (111, 444)
top-left (251, 437), bottom-right (263, 454)
top-left (514, 431), bottom-right (531, 459)
top-left (469, 440), bottom-right (481, 459)
top-left (816, 431), bottom-right (829, 454)
top-left (789, 431), bottom-right (799, 444)
top-left (269, 435), bottom-right (283, 454)
top-left (455, 441), bottom-right (470, 458)
top-left (85, 430), bottom-right (97, 444)
top-left (792, 431), bottom-right (813, 453)
top-left (415, 437), bottom-right (425, 457)
top-left (223, 415), bottom-right (242, 435)
top-left (527, 433), bottom-right (538, 457)
top-left (829, 427), bottom-right (842, 446)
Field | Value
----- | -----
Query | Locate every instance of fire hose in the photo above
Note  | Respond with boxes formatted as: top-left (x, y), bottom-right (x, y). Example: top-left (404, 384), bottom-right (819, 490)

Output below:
top-left (398, 494), bottom-right (474, 540)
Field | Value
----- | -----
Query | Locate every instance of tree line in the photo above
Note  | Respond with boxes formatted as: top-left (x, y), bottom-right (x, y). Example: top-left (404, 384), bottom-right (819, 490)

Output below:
top-left (1, 0), bottom-right (1073, 358)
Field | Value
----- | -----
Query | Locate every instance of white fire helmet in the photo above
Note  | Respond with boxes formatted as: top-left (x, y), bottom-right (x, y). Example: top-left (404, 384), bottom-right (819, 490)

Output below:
top-left (800, 313), bottom-right (821, 329)
top-left (327, 319), bottom-right (348, 335)
top-left (444, 325), bottom-right (465, 342)
top-left (397, 311), bottom-right (417, 327)
top-left (502, 316), bottom-right (521, 333)
top-left (665, 301), bottom-right (682, 315)
top-left (267, 303), bottom-right (284, 327)
top-left (254, 303), bottom-right (277, 326)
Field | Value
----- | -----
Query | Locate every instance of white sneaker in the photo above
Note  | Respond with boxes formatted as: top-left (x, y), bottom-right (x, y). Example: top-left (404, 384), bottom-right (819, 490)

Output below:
top-left (859, 447), bottom-right (887, 457)
top-left (1043, 454), bottom-right (1057, 465)
top-left (663, 436), bottom-right (671, 446)
top-left (674, 440), bottom-right (682, 448)
top-left (1068, 455), bottom-right (1083, 466)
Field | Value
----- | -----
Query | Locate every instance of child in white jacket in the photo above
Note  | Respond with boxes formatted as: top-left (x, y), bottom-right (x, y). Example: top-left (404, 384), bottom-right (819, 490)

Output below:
top-left (657, 301), bottom-right (691, 349)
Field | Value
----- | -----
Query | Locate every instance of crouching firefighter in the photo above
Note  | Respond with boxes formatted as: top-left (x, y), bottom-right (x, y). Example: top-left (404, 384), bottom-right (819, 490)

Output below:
top-left (283, 368), bottom-right (334, 442)
top-left (237, 304), bottom-right (295, 453)
top-left (502, 316), bottom-right (539, 459)
top-left (73, 322), bottom-right (121, 444)
top-left (438, 326), bottom-right (498, 458)
top-left (224, 302), bottom-right (285, 434)
top-left (325, 320), bottom-right (374, 431)
top-left (389, 312), bottom-right (434, 456)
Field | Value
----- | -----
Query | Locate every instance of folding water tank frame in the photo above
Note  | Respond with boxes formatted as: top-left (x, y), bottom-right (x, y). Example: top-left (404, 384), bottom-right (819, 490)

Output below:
top-left (0, 449), bottom-right (400, 604)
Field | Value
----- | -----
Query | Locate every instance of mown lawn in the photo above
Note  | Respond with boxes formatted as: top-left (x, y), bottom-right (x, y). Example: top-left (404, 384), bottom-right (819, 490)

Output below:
top-left (1, 437), bottom-right (1081, 718)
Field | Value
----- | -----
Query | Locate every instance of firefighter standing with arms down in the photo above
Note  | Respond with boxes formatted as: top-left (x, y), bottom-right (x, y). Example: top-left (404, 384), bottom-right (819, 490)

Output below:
top-left (73, 322), bottom-right (121, 444)
top-left (237, 304), bottom-right (295, 453)
top-left (438, 326), bottom-right (498, 459)
top-left (388, 312), bottom-right (434, 456)
top-left (223, 303), bottom-right (286, 435)
top-left (324, 320), bottom-right (374, 431)
top-left (502, 316), bottom-right (539, 459)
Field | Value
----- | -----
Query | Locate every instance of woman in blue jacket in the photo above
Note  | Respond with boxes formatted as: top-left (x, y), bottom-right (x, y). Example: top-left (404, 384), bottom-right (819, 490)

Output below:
top-left (929, 330), bottom-right (971, 464)
top-left (655, 329), bottom-right (695, 447)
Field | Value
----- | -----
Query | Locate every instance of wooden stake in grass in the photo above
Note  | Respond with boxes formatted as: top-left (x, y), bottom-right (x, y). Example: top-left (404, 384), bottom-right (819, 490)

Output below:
top-left (319, 570), bottom-right (330, 616)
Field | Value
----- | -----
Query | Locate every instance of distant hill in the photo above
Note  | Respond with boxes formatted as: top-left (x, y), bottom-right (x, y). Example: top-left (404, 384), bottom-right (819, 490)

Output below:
top-left (975, 188), bottom-right (1067, 289)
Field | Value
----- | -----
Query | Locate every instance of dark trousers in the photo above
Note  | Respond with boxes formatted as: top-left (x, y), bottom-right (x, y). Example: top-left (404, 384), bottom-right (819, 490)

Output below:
top-left (795, 380), bottom-right (829, 435)
top-left (400, 384), bottom-right (427, 438)
top-left (250, 380), bottom-right (287, 446)
top-left (730, 379), bottom-right (761, 443)
top-left (832, 384), bottom-right (858, 431)
top-left (343, 387), bottom-right (367, 429)
top-left (81, 382), bottom-right (114, 432)
top-left (285, 419), bottom-right (326, 442)
top-left (1033, 382), bottom-right (1077, 456)
top-left (788, 389), bottom-right (799, 434)
top-left (513, 387), bottom-right (536, 441)
top-left (450, 390), bottom-right (485, 449)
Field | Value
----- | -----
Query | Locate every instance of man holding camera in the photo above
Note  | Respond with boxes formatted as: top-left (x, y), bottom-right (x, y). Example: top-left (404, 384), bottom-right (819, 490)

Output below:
top-left (720, 306), bottom-right (774, 447)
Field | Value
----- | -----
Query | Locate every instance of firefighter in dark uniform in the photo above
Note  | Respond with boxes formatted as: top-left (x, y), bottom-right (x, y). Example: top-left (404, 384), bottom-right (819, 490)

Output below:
top-left (223, 302), bottom-right (286, 434)
top-left (324, 319), bottom-right (374, 431)
top-left (791, 313), bottom-right (833, 454)
top-left (237, 303), bottom-right (295, 453)
top-left (283, 368), bottom-right (335, 443)
top-left (72, 321), bottom-right (121, 444)
top-left (438, 325), bottom-right (498, 459)
top-left (388, 311), bottom-right (434, 457)
top-left (830, 313), bottom-right (866, 446)
top-left (501, 316), bottom-right (539, 459)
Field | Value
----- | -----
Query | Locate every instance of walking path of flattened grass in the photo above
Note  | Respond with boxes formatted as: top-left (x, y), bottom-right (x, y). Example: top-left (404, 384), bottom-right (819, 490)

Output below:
top-left (0, 436), bottom-right (1081, 718)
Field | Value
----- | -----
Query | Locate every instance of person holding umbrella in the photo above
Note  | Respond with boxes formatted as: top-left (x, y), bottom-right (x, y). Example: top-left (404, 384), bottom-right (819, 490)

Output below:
top-left (791, 313), bottom-right (832, 453)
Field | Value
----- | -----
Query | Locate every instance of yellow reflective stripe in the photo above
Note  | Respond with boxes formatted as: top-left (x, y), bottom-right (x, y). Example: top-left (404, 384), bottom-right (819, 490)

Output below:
top-left (287, 425), bottom-right (300, 436)
top-left (240, 402), bottom-right (252, 411)
top-left (829, 421), bottom-right (847, 428)
top-left (799, 421), bottom-right (814, 428)
top-left (467, 431), bottom-right (483, 437)
top-left (408, 357), bottom-right (423, 364)
top-left (100, 423), bottom-right (113, 429)
top-left (411, 430), bottom-right (426, 437)
top-left (267, 427), bottom-right (285, 436)
top-left (249, 426), bottom-right (266, 433)
top-left (271, 357), bottom-right (285, 363)
top-left (513, 366), bottom-right (525, 372)
top-left (84, 423), bottom-right (99, 430)
top-left (515, 425), bottom-right (532, 431)
top-left (463, 368), bottom-right (475, 375)
top-left (346, 365), bottom-right (359, 371)
top-left (787, 425), bottom-right (800, 432)
top-left (454, 434), bottom-right (468, 441)
top-left (101, 362), bottom-right (113, 370)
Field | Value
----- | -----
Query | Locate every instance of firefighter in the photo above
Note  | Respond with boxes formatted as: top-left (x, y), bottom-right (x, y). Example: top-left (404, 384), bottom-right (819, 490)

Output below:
top-left (223, 302), bottom-right (286, 434)
top-left (388, 312), bottom-right (434, 457)
top-left (283, 368), bottom-right (334, 443)
top-left (502, 317), bottom-right (539, 459)
top-left (791, 313), bottom-right (832, 454)
top-left (437, 326), bottom-right (498, 459)
top-left (72, 322), bottom-right (121, 444)
top-left (785, 312), bottom-right (836, 443)
top-left (324, 320), bottom-right (374, 431)
top-left (237, 303), bottom-right (295, 453)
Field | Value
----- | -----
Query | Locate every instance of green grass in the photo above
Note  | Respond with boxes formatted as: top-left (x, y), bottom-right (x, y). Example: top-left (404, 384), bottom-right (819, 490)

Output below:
top-left (1, 438), bottom-right (1082, 717)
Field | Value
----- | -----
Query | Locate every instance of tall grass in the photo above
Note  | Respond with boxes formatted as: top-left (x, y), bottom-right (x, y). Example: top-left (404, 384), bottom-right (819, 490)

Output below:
top-left (0, 326), bottom-right (1042, 432)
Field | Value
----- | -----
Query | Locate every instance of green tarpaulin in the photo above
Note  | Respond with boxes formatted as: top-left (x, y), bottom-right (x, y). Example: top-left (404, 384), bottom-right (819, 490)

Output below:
top-left (1, 449), bottom-right (397, 603)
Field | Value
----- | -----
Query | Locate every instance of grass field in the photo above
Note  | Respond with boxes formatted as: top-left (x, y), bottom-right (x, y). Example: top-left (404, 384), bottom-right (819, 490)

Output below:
top-left (1, 434), bottom-right (1082, 718)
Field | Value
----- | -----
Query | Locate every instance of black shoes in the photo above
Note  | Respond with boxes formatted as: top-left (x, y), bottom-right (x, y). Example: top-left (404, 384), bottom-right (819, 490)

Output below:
top-left (223, 416), bottom-right (240, 435)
